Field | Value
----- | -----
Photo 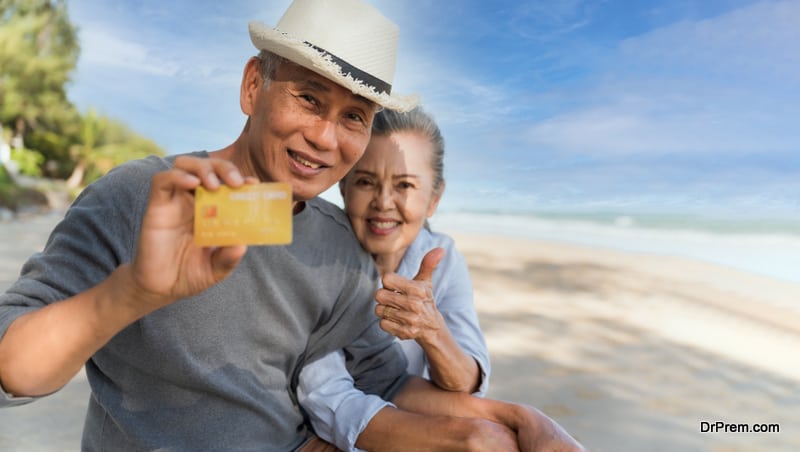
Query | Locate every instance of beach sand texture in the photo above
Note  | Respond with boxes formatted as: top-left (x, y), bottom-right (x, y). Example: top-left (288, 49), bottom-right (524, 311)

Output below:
top-left (1, 213), bottom-right (798, 451)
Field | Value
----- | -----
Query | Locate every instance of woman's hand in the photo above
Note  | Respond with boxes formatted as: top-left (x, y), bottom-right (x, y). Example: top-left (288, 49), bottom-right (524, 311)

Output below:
top-left (129, 156), bottom-right (254, 314)
top-left (376, 248), bottom-right (482, 392)
top-left (375, 248), bottom-right (446, 344)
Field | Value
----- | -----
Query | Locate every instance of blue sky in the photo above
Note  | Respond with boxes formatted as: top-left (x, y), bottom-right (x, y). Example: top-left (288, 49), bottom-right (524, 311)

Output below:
top-left (65, 0), bottom-right (799, 217)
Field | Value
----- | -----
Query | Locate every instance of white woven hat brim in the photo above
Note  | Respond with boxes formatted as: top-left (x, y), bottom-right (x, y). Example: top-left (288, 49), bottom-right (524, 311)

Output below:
top-left (249, 22), bottom-right (418, 112)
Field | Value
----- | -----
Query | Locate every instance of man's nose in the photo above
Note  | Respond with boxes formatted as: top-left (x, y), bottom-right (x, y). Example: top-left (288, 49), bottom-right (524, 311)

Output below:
top-left (305, 117), bottom-right (338, 152)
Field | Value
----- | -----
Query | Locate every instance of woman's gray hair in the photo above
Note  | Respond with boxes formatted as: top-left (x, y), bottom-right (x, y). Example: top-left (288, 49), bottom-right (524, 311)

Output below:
top-left (371, 107), bottom-right (446, 193)
top-left (256, 50), bottom-right (287, 89)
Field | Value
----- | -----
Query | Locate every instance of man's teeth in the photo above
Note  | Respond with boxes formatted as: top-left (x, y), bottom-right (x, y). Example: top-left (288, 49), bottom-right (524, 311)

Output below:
top-left (371, 220), bottom-right (398, 229)
top-left (291, 152), bottom-right (321, 169)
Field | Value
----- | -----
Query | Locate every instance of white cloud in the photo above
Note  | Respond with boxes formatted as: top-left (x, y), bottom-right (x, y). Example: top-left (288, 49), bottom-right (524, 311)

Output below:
top-left (523, 96), bottom-right (797, 155)
top-left (521, 0), bottom-right (800, 155)
top-left (506, 0), bottom-right (593, 41)
top-left (79, 27), bottom-right (181, 77)
top-left (618, 0), bottom-right (800, 83)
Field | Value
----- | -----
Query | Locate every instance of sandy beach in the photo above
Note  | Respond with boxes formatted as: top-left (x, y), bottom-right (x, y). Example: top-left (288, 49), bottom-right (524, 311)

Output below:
top-left (452, 232), bottom-right (800, 452)
top-left (1, 213), bottom-right (798, 451)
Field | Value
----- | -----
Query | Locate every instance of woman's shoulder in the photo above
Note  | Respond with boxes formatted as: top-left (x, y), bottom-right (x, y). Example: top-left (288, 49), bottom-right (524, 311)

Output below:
top-left (398, 228), bottom-right (463, 278)
top-left (415, 227), bottom-right (457, 251)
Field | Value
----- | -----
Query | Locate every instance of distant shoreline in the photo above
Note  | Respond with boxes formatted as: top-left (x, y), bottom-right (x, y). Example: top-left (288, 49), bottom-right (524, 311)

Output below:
top-left (432, 210), bottom-right (800, 286)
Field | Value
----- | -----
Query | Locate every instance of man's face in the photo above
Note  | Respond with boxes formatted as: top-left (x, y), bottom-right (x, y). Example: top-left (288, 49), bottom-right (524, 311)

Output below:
top-left (242, 60), bottom-right (376, 202)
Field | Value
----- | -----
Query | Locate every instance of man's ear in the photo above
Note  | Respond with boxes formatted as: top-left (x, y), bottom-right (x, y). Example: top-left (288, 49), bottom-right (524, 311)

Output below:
top-left (240, 57), bottom-right (262, 116)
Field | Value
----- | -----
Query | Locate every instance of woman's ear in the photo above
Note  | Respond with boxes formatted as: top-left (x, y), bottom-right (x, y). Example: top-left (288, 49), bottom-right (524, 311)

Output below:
top-left (240, 57), bottom-right (262, 116)
top-left (427, 181), bottom-right (445, 217)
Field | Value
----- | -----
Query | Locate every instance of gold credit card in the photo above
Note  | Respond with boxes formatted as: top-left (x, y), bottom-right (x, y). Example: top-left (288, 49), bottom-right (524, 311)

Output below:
top-left (194, 183), bottom-right (292, 247)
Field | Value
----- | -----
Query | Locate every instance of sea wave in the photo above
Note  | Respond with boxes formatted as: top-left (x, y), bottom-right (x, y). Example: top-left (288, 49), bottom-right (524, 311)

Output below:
top-left (431, 210), bottom-right (800, 288)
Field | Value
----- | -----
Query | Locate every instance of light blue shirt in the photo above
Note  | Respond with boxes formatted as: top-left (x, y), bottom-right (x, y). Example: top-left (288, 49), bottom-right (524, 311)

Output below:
top-left (298, 228), bottom-right (490, 451)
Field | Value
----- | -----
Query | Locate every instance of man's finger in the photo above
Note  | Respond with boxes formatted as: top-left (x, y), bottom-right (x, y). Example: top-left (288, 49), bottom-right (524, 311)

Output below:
top-left (173, 156), bottom-right (245, 190)
top-left (149, 170), bottom-right (200, 204)
top-left (210, 245), bottom-right (248, 280)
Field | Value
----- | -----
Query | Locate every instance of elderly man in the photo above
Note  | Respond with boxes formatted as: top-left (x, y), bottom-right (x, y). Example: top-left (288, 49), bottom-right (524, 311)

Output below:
top-left (0, 0), bottom-right (582, 450)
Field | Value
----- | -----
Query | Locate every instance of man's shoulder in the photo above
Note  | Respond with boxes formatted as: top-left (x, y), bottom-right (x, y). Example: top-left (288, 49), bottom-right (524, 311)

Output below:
top-left (299, 198), bottom-right (374, 265)
top-left (93, 151), bottom-right (206, 189)
top-left (304, 198), bottom-right (352, 233)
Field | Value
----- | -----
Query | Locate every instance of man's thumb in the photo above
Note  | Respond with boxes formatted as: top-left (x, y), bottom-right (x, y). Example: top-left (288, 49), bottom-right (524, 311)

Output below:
top-left (414, 248), bottom-right (445, 282)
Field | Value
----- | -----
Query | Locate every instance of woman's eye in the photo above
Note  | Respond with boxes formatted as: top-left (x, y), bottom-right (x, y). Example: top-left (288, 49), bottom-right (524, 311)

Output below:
top-left (355, 178), bottom-right (374, 186)
top-left (397, 181), bottom-right (414, 190)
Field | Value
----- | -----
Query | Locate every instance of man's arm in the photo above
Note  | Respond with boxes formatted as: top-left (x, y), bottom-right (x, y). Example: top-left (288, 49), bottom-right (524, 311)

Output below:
top-left (384, 377), bottom-right (586, 452)
top-left (300, 350), bottom-right (517, 452)
top-left (355, 405), bottom-right (518, 452)
top-left (0, 157), bottom-right (249, 397)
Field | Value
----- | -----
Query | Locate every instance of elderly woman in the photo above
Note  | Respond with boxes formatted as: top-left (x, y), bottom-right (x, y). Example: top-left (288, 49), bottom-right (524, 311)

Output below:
top-left (298, 107), bottom-right (491, 450)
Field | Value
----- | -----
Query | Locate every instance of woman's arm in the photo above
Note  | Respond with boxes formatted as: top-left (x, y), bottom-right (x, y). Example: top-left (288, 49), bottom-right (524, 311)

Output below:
top-left (377, 247), bottom-right (483, 393)
top-left (298, 350), bottom-right (393, 451)
top-left (412, 308), bottom-right (482, 393)
top-left (298, 350), bottom-right (516, 452)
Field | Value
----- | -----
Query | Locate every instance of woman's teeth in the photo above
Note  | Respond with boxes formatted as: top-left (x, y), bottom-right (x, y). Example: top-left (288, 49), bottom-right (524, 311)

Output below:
top-left (370, 220), bottom-right (398, 229)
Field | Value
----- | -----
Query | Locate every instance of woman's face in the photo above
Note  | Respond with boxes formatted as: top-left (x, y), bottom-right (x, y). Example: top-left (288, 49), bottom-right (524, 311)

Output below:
top-left (342, 130), bottom-right (442, 262)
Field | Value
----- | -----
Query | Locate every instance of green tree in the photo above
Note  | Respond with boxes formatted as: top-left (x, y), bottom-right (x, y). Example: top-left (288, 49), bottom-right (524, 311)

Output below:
top-left (66, 108), bottom-right (164, 188)
top-left (0, 0), bottom-right (80, 168)
top-left (1, 1), bottom-right (164, 189)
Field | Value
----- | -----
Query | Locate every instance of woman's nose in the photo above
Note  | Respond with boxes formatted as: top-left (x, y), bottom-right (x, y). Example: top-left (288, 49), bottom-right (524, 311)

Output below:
top-left (372, 186), bottom-right (394, 210)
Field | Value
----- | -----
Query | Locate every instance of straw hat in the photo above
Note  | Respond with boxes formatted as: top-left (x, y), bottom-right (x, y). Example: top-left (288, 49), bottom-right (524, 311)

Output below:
top-left (249, 0), bottom-right (418, 112)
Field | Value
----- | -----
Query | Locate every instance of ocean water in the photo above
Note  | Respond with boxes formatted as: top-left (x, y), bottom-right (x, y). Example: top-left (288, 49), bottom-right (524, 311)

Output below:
top-left (430, 210), bottom-right (800, 288)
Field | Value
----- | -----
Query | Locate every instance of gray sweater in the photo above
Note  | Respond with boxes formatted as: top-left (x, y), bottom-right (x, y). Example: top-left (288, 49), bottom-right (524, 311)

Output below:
top-left (0, 153), bottom-right (409, 451)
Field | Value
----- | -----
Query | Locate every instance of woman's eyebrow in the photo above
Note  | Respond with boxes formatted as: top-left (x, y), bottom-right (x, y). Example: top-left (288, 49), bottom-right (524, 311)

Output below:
top-left (352, 170), bottom-right (420, 179)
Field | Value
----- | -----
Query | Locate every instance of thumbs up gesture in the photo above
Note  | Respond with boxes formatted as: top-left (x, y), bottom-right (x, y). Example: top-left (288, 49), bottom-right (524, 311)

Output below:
top-left (375, 248), bottom-right (446, 343)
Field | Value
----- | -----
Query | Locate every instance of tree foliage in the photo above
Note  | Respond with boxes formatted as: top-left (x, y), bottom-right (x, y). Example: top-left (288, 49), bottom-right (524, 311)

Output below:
top-left (1, 0), bottom-right (164, 188)
top-left (0, 0), bottom-right (81, 162)
top-left (67, 108), bottom-right (163, 187)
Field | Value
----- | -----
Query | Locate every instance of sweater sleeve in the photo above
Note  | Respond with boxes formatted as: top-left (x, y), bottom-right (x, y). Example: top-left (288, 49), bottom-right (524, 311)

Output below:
top-left (0, 156), bottom-right (164, 407)
top-left (298, 200), bottom-right (410, 402)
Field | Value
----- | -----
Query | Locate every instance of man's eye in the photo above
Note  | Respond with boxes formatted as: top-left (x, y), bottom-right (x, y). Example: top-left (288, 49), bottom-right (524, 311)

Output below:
top-left (295, 93), bottom-right (318, 106)
top-left (346, 112), bottom-right (365, 124)
top-left (397, 181), bottom-right (414, 190)
top-left (355, 178), bottom-right (374, 187)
